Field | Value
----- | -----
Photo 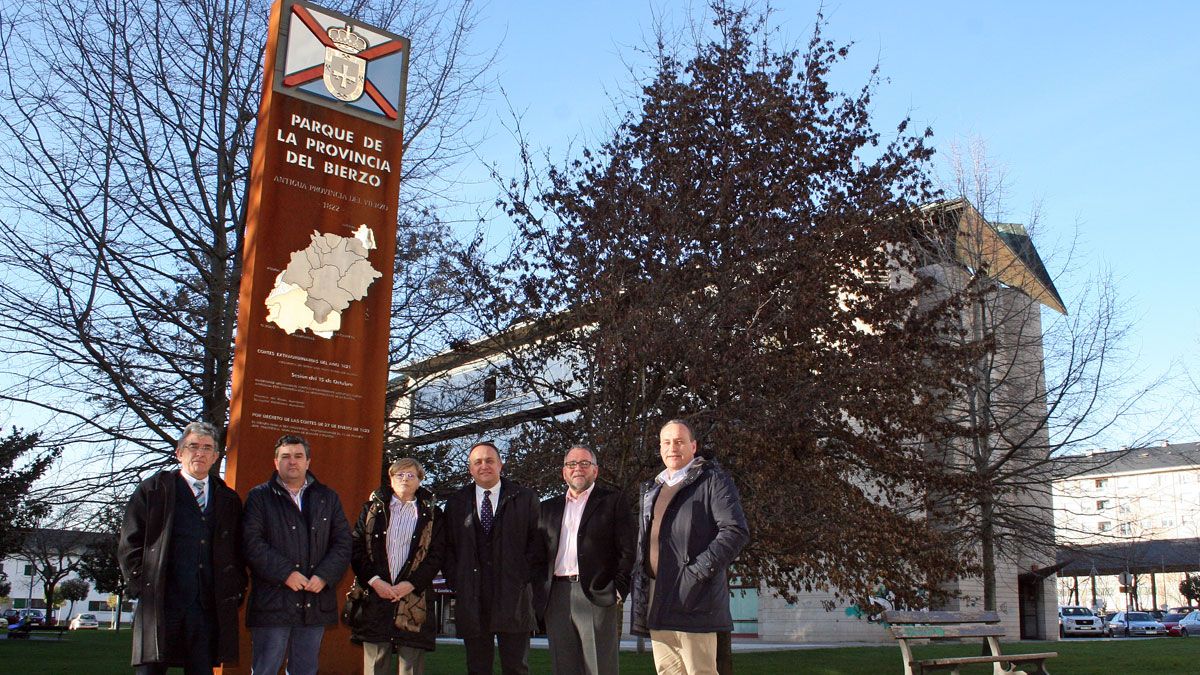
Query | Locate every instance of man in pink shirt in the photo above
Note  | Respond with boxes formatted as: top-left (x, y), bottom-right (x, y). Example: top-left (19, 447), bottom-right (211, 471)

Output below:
top-left (536, 445), bottom-right (635, 674)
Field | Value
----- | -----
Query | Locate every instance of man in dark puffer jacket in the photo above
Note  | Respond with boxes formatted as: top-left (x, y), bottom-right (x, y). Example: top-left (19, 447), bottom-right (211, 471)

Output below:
top-left (242, 434), bottom-right (351, 675)
top-left (630, 419), bottom-right (749, 675)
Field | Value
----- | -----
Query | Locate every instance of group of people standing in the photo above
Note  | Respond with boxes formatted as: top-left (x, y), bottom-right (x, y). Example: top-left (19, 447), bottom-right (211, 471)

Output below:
top-left (117, 418), bottom-right (748, 675)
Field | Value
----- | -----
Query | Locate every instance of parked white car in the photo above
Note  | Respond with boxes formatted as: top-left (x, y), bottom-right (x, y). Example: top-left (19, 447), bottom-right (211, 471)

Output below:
top-left (68, 613), bottom-right (99, 630)
top-left (1058, 606), bottom-right (1104, 637)
top-left (1177, 609), bottom-right (1200, 637)
top-left (1105, 611), bottom-right (1167, 637)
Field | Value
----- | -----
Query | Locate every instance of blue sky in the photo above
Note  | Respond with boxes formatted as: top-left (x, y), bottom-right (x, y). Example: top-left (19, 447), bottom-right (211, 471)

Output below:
top-left (445, 0), bottom-right (1199, 446)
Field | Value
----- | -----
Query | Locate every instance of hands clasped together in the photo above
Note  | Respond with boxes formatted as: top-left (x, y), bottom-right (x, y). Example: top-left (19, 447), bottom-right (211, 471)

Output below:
top-left (284, 570), bottom-right (328, 593)
top-left (368, 577), bottom-right (414, 602)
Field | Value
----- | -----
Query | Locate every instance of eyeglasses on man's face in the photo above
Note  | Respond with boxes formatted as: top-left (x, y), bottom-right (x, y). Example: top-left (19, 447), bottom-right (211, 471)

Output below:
top-left (390, 471), bottom-right (419, 481)
top-left (563, 460), bottom-right (595, 470)
top-left (183, 443), bottom-right (217, 455)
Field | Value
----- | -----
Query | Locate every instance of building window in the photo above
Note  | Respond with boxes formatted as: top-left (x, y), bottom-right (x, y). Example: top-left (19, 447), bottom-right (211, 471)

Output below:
top-left (1096, 500), bottom-right (1109, 510)
top-left (1098, 521), bottom-right (1112, 532)
top-left (1095, 478), bottom-right (1108, 488)
top-left (13, 599), bottom-right (25, 609)
top-left (23, 564), bottom-right (33, 576)
top-left (1162, 516), bottom-right (1174, 527)
top-left (482, 374), bottom-right (497, 403)
top-left (87, 601), bottom-right (105, 612)
top-left (1117, 523), bottom-right (1132, 535)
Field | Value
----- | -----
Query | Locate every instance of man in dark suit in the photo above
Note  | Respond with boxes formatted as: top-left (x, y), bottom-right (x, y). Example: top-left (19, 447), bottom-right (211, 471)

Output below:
top-left (118, 421), bottom-right (247, 674)
top-left (536, 445), bottom-right (635, 675)
top-left (443, 441), bottom-right (544, 675)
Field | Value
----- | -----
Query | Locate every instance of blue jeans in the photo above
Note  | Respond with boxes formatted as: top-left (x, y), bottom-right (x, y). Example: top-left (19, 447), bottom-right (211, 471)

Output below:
top-left (251, 625), bottom-right (325, 675)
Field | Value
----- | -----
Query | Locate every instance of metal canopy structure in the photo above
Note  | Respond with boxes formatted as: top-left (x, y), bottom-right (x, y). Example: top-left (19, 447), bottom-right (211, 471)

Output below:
top-left (1057, 537), bottom-right (1200, 577)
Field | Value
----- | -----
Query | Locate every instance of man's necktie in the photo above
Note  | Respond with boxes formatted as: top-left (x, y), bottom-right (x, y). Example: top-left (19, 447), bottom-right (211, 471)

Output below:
top-left (481, 489), bottom-right (494, 534)
top-left (193, 480), bottom-right (206, 510)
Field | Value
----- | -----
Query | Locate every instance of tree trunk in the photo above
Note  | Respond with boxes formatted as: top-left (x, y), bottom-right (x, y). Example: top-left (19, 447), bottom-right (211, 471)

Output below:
top-left (981, 493), bottom-right (997, 611)
top-left (113, 591), bottom-right (123, 632)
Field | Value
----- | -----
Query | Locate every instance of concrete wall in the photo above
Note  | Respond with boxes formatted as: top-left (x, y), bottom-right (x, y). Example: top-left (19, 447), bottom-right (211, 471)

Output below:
top-left (749, 552), bottom-right (1058, 644)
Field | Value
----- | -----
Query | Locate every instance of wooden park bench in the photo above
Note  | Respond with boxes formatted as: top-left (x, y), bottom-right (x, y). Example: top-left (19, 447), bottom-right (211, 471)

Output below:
top-left (883, 610), bottom-right (1057, 675)
top-left (37, 623), bottom-right (70, 640)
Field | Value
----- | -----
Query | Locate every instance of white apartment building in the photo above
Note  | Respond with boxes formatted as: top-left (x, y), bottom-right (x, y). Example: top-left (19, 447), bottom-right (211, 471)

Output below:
top-left (1053, 441), bottom-right (1200, 612)
top-left (1, 529), bottom-right (134, 626)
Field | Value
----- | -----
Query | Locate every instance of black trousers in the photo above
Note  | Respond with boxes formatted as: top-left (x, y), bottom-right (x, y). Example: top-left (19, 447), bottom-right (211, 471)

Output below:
top-left (463, 630), bottom-right (530, 675)
top-left (135, 602), bottom-right (215, 675)
top-left (463, 593), bottom-right (529, 675)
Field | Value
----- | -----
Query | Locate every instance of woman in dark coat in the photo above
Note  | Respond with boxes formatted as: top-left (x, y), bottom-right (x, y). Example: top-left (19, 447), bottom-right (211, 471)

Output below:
top-left (349, 458), bottom-right (445, 674)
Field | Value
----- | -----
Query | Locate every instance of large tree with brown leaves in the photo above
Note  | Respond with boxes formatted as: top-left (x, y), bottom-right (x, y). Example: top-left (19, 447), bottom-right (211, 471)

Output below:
top-left (465, 3), bottom-right (985, 607)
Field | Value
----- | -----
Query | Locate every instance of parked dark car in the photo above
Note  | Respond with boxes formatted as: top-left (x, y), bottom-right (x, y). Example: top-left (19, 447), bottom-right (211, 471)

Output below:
top-left (1, 609), bottom-right (19, 624)
top-left (18, 609), bottom-right (46, 626)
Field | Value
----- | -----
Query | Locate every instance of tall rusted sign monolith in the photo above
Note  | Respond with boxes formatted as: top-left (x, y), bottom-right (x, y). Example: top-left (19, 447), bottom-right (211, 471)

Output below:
top-left (224, 1), bottom-right (408, 671)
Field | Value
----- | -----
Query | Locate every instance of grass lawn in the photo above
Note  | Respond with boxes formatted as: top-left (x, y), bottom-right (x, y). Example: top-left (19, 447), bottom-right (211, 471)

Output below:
top-left (3, 631), bottom-right (1197, 673)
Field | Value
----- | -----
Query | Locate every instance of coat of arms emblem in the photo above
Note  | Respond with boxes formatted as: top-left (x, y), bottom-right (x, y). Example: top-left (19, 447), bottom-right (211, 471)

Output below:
top-left (323, 24), bottom-right (368, 101)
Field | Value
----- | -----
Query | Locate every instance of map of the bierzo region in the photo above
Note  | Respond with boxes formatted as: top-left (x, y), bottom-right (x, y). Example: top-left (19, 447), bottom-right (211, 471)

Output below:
top-left (265, 224), bottom-right (382, 338)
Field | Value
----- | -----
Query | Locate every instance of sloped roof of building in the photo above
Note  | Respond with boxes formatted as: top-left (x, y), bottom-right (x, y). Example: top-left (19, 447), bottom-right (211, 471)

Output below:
top-left (992, 221), bottom-right (1065, 313)
top-left (1058, 537), bottom-right (1200, 576)
top-left (1052, 441), bottom-right (1200, 480)
top-left (922, 198), bottom-right (1067, 314)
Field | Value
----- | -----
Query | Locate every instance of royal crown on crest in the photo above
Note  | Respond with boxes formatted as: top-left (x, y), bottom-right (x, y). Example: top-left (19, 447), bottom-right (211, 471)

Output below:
top-left (328, 24), bottom-right (367, 54)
